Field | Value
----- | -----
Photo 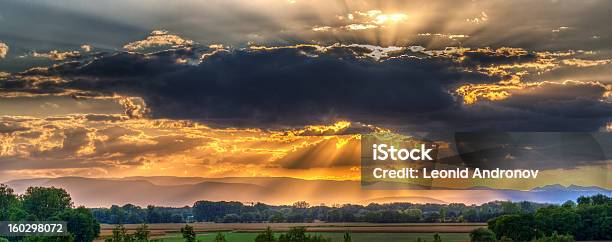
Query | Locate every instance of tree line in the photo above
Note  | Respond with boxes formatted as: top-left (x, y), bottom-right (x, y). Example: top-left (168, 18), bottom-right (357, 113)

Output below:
top-left (92, 205), bottom-right (190, 224)
top-left (188, 199), bottom-right (548, 223)
top-left (91, 199), bottom-right (549, 224)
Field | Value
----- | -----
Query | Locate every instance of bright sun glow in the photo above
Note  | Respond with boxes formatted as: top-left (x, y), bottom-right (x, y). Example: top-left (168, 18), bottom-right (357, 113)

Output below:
top-left (373, 13), bottom-right (408, 24)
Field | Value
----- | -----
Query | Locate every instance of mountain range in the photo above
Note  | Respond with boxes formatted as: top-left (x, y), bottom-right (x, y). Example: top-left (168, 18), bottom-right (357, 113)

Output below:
top-left (3, 176), bottom-right (610, 207)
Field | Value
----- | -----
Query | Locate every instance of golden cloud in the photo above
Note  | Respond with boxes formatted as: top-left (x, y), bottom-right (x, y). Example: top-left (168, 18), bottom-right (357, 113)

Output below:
top-left (312, 26), bottom-right (332, 32)
top-left (123, 30), bottom-right (194, 52)
top-left (456, 76), bottom-right (611, 104)
top-left (80, 45), bottom-right (92, 52)
top-left (32, 50), bottom-right (81, 61)
top-left (0, 42), bottom-right (8, 59)
top-left (466, 11), bottom-right (488, 24)
top-left (561, 58), bottom-right (612, 67)
top-left (343, 23), bottom-right (378, 31)
top-left (0, 115), bottom-right (374, 180)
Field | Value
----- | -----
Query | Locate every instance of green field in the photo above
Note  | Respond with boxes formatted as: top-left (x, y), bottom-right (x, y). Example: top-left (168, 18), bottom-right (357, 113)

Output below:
top-left (157, 232), bottom-right (470, 242)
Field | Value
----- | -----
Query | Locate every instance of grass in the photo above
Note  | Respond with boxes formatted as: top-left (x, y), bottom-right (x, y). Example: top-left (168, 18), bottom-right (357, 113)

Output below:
top-left (157, 232), bottom-right (470, 242)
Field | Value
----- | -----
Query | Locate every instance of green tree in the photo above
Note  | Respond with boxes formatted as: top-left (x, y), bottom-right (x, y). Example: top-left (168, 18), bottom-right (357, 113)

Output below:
top-left (590, 194), bottom-right (610, 205)
top-left (576, 196), bottom-right (591, 206)
top-left (255, 227), bottom-right (276, 242)
top-left (0, 237), bottom-right (9, 242)
top-left (293, 201), bottom-right (311, 209)
top-left (21, 187), bottom-right (73, 220)
top-left (575, 203), bottom-right (609, 240)
top-left (535, 206), bottom-right (580, 237)
top-left (343, 232), bottom-right (351, 242)
top-left (439, 208), bottom-right (447, 222)
top-left (561, 200), bottom-right (576, 209)
top-left (469, 228), bottom-right (496, 242)
top-left (134, 224), bottom-right (150, 242)
top-left (402, 208), bottom-right (423, 222)
top-left (425, 211), bottom-right (440, 222)
top-left (56, 206), bottom-right (100, 242)
top-left (181, 224), bottom-right (196, 242)
top-left (463, 209), bottom-right (478, 222)
top-left (489, 214), bottom-right (537, 241)
top-left (106, 224), bottom-right (128, 242)
top-left (278, 227), bottom-right (307, 242)
top-left (0, 184), bottom-right (18, 221)
top-left (213, 232), bottom-right (228, 242)
top-left (500, 201), bottom-right (520, 214)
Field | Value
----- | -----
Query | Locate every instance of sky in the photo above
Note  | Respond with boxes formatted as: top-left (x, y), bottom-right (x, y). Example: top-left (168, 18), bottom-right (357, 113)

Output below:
top-left (0, 0), bottom-right (610, 189)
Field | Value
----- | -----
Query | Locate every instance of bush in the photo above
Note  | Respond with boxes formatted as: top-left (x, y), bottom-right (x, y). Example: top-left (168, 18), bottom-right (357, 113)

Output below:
top-left (278, 227), bottom-right (308, 242)
top-left (255, 227), bottom-right (276, 242)
top-left (134, 224), bottom-right (150, 241)
top-left (433, 233), bottom-right (442, 242)
top-left (470, 228), bottom-right (496, 242)
top-left (213, 232), bottom-right (228, 242)
top-left (181, 224), bottom-right (196, 242)
top-left (343, 232), bottom-right (351, 242)
top-left (106, 224), bottom-right (128, 242)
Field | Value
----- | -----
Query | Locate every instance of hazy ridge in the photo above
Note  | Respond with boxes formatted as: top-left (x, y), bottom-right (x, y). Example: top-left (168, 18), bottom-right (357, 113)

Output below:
top-left (4, 176), bottom-right (610, 207)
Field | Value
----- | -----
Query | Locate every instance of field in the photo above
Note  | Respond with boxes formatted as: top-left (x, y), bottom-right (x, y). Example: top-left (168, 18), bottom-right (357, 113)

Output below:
top-left (98, 223), bottom-right (483, 242)
top-left (157, 232), bottom-right (471, 242)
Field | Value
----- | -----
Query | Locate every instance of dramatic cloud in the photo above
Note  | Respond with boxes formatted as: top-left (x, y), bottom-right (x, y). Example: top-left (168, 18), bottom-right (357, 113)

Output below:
top-left (4, 45), bottom-right (469, 126)
top-left (0, 115), bottom-right (367, 180)
top-left (3, 41), bottom-right (610, 131)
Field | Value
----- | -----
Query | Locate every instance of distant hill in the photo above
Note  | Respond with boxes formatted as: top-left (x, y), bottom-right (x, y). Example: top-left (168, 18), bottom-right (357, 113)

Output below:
top-left (531, 184), bottom-right (610, 193)
top-left (6, 177), bottom-right (268, 207)
top-left (364, 196), bottom-right (447, 204)
top-left (4, 177), bottom-right (610, 207)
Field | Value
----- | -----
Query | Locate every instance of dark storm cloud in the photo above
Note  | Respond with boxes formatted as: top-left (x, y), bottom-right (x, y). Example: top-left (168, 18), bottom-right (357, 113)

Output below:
top-left (461, 50), bottom-right (537, 66)
top-left (22, 47), bottom-right (476, 126)
top-left (2, 45), bottom-right (609, 131)
top-left (447, 132), bottom-right (611, 170)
